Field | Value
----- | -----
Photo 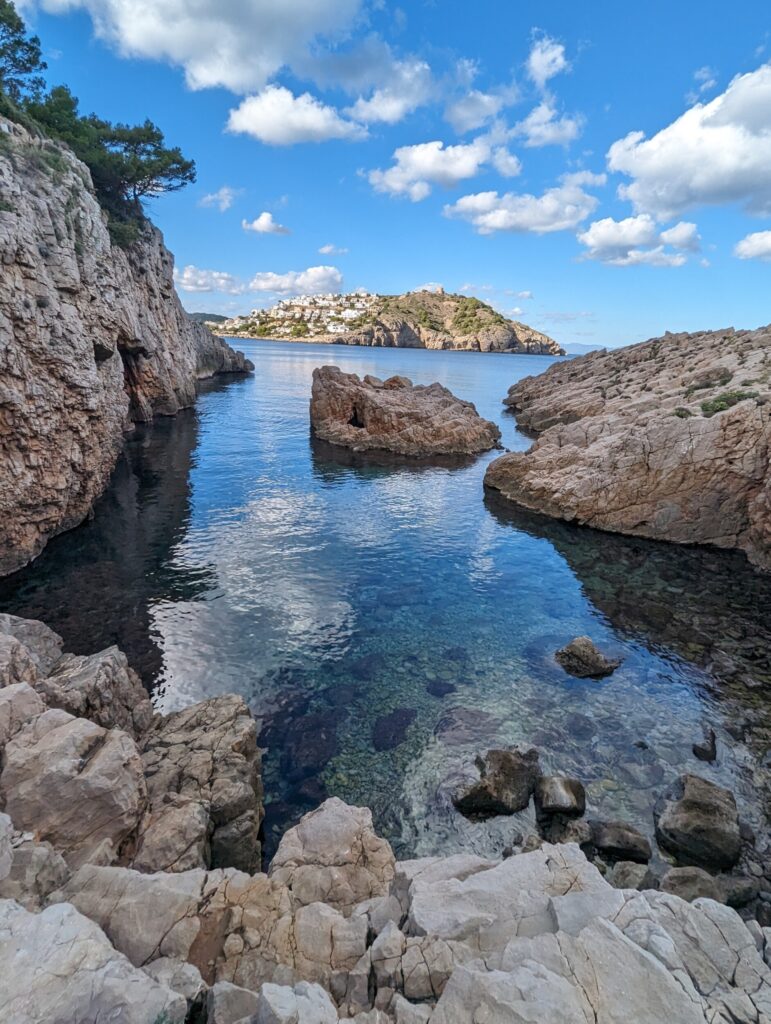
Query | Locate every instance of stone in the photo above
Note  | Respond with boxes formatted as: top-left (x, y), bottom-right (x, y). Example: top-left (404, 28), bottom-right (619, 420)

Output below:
top-left (255, 981), bottom-right (338, 1024)
top-left (591, 820), bottom-right (652, 864)
top-left (608, 860), bottom-right (652, 891)
top-left (484, 325), bottom-right (771, 570)
top-left (693, 726), bottom-right (717, 762)
top-left (534, 776), bottom-right (586, 819)
top-left (372, 708), bottom-right (417, 751)
top-left (0, 898), bottom-right (186, 1023)
top-left (0, 708), bottom-right (146, 867)
top-left (0, 813), bottom-right (11, 883)
top-left (452, 747), bottom-right (541, 819)
top-left (0, 119), bottom-right (252, 576)
top-left (0, 633), bottom-right (39, 687)
top-left (143, 956), bottom-right (207, 1007)
top-left (554, 636), bottom-right (622, 678)
top-left (391, 993), bottom-right (433, 1023)
top-left (207, 980), bottom-right (260, 1024)
top-left (310, 365), bottom-right (502, 457)
top-left (141, 694), bottom-right (263, 872)
top-left (0, 834), bottom-right (69, 910)
top-left (37, 647), bottom-right (153, 738)
top-left (660, 866), bottom-right (723, 902)
top-left (0, 614), bottom-right (64, 676)
top-left (131, 793), bottom-right (210, 872)
top-left (0, 682), bottom-right (45, 747)
top-left (654, 774), bottom-right (743, 870)
top-left (270, 798), bottom-right (395, 914)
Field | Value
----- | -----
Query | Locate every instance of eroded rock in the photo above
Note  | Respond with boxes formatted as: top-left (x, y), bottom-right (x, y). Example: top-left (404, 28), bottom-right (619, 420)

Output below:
top-left (452, 747), bottom-right (541, 819)
top-left (654, 774), bottom-right (743, 870)
top-left (534, 776), bottom-right (586, 820)
top-left (555, 636), bottom-right (622, 678)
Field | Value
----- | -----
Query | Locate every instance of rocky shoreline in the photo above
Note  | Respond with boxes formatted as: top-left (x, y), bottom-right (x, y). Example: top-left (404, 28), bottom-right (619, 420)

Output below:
top-left (1, 612), bottom-right (770, 1023)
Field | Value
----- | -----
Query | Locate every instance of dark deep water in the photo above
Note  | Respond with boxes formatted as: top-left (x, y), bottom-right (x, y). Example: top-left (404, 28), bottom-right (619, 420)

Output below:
top-left (1, 339), bottom-right (770, 860)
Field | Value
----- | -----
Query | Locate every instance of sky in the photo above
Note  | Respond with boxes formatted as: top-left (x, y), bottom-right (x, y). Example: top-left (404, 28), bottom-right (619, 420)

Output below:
top-left (15, 0), bottom-right (771, 349)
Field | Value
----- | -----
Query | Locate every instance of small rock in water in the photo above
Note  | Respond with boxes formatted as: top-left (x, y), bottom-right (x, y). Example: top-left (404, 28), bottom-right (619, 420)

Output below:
top-left (591, 820), bottom-right (652, 864)
top-left (426, 679), bottom-right (457, 698)
top-left (534, 776), bottom-right (586, 819)
top-left (555, 636), bottom-right (622, 678)
top-left (453, 747), bottom-right (541, 819)
top-left (692, 727), bottom-right (717, 762)
top-left (372, 708), bottom-right (417, 751)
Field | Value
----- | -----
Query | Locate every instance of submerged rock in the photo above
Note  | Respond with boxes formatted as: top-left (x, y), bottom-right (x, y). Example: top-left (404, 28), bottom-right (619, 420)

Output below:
top-left (555, 636), bottom-right (622, 678)
top-left (372, 708), bottom-right (417, 752)
top-left (452, 747), bottom-right (541, 819)
top-left (591, 820), bottom-right (652, 864)
top-left (310, 365), bottom-right (501, 457)
top-left (654, 773), bottom-right (743, 870)
top-left (534, 776), bottom-right (586, 820)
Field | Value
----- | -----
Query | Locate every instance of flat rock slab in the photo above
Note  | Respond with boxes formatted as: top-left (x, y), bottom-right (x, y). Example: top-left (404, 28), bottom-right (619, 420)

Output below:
top-left (310, 365), bottom-right (501, 456)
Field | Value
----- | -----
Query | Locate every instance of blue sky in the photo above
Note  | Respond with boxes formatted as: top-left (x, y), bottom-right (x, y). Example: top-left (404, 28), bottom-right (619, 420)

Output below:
top-left (16, 0), bottom-right (771, 348)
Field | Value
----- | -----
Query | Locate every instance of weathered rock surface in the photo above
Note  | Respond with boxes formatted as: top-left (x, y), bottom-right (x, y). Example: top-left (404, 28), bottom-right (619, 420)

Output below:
top-left (0, 613), bottom-right (64, 676)
top-left (534, 775), bottom-right (587, 819)
top-left (654, 773), bottom-right (743, 870)
top-left (591, 819), bottom-right (651, 864)
top-left (485, 324), bottom-right (771, 569)
top-left (555, 636), bottom-right (622, 678)
top-left (0, 116), bottom-right (252, 576)
top-left (310, 366), bottom-right (501, 456)
top-left (452, 746), bottom-right (541, 818)
top-left (0, 898), bottom-right (186, 1024)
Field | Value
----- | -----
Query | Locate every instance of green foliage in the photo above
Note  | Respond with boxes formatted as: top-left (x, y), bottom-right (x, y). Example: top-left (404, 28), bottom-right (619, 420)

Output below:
top-left (290, 321), bottom-right (310, 337)
top-left (0, 0), bottom-right (45, 103)
top-left (0, 196), bottom-right (13, 212)
top-left (684, 367), bottom-right (733, 397)
top-left (673, 407), bottom-right (693, 419)
top-left (700, 390), bottom-right (759, 417)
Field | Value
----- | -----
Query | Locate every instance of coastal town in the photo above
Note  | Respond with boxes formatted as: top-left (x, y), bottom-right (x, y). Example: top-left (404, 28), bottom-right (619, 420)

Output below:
top-left (210, 290), bottom-right (378, 338)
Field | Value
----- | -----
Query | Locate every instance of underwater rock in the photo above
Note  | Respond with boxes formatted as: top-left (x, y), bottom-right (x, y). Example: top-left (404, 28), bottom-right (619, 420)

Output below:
top-left (555, 636), bottom-right (622, 678)
top-left (534, 776), bottom-right (586, 820)
top-left (372, 709), bottom-right (417, 752)
top-left (453, 747), bottom-right (541, 819)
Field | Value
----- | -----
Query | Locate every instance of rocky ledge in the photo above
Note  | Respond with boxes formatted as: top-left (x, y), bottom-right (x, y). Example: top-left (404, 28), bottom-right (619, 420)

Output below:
top-left (310, 365), bottom-right (501, 457)
top-left (1, 613), bottom-right (771, 1023)
top-left (0, 116), bottom-right (252, 576)
top-left (484, 324), bottom-right (771, 569)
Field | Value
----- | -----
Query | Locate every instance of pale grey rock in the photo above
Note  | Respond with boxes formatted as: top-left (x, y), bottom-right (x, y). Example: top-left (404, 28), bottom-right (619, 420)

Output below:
top-left (654, 774), bottom-right (743, 870)
top-left (255, 981), bottom-right (338, 1024)
top-left (0, 833), bottom-right (69, 909)
top-left (354, 892), bottom-right (404, 936)
top-left (132, 793), bottom-right (210, 873)
top-left (0, 614), bottom-right (63, 676)
top-left (38, 646), bottom-right (153, 737)
top-left (0, 898), bottom-right (186, 1024)
top-left (0, 813), bottom-right (11, 882)
top-left (270, 797), bottom-right (395, 914)
top-left (0, 681), bottom-right (45, 747)
top-left (350, 1011), bottom-right (394, 1024)
top-left (143, 956), bottom-right (207, 1005)
top-left (555, 636), bottom-right (622, 678)
top-left (0, 633), bottom-right (38, 687)
top-left (0, 708), bottom-right (146, 867)
top-left (392, 854), bottom-right (496, 917)
top-left (141, 694), bottom-right (263, 872)
top-left (310, 366), bottom-right (501, 457)
top-left (391, 993), bottom-right (433, 1023)
top-left (207, 980), bottom-right (260, 1024)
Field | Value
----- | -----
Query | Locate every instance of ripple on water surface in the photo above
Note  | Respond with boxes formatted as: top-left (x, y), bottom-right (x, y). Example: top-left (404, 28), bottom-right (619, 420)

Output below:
top-left (1, 340), bottom-right (769, 860)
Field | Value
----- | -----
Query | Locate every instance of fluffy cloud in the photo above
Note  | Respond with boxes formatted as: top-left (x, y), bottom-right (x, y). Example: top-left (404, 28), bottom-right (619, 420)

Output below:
top-left (242, 212), bottom-right (290, 235)
top-left (445, 89), bottom-right (506, 133)
top-left (26, 0), bottom-right (363, 93)
top-left (513, 100), bottom-right (583, 147)
top-left (174, 265), bottom-right (246, 294)
top-left (687, 65), bottom-right (717, 103)
top-left (608, 64), bottom-right (771, 217)
top-left (227, 85), bottom-right (366, 145)
top-left (319, 243), bottom-right (348, 254)
top-left (368, 137), bottom-right (495, 201)
top-left (248, 265), bottom-right (343, 294)
top-left (491, 147), bottom-right (522, 177)
top-left (346, 59), bottom-right (433, 124)
top-left (577, 214), bottom-right (697, 265)
top-left (526, 35), bottom-right (569, 90)
top-left (199, 186), bottom-right (241, 212)
top-left (734, 230), bottom-right (771, 261)
top-left (444, 178), bottom-right (600, 234)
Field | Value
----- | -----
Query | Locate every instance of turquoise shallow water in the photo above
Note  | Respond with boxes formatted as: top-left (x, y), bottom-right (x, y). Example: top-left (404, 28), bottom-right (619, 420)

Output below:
top-left (2, 339), bottom-right (770, 859)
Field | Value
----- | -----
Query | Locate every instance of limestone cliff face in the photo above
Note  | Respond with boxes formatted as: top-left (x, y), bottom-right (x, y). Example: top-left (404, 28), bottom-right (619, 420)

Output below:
top-left (0, 117), bottom-right (252, 575)
top-left (314, 315), bottom-right (560, 354)
top-left (485, 325), bottom-right (771, 569)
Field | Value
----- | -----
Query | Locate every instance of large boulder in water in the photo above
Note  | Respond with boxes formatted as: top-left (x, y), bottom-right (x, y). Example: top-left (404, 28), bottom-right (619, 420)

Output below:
top-left (654, 773), bottom-right (743, 870)
top-left (453, 747), bottom-right (541, 819)
top-left (310, 365), bottom-right (501, 456)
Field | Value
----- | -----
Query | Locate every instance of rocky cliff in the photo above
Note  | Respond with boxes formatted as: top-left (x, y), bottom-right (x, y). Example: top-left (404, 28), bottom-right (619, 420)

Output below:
top-left (0, 116), bottom-right (252, 576)
top-left (485, 324), bottom-right (771, 569)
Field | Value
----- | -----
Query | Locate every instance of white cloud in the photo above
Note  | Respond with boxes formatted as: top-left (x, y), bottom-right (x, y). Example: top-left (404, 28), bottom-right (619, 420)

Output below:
top-left (199, 186), bottom-right (241, 212)
top-left (248, 265), bottom-right (343, 294)
top-left (319, 243), bottom-right (349, 254)
top-left (509, 306), bottom-right (523, 316)
top-left (242, 211), bottom-right (290, 235)
top-left (577, 214), bottom-right (695, 266)
top-left (368, 137), bottom-right (493, 201)
top-left (511, 289), bottom-right (533, 299)
top-left (174, 265), bottom-right (246, 294)
top-left (27, 0), bottom-right (363, 93)
top-left (608, 64), bottom-right (771, 218)
top-left (687, 65), bottom-right (717, 102)
top-left (444, 178), bottom-right (601, 235)
top-left (491, 147), bottom-right (522, 177)
top-left (734, 230), bottom-right (771, 260)
top-left (513, 100), bottom-right (583, 147)
top-left (227, 85), bottom-right (366, 145)
top-left (345, 59), bottom-right (433, 124)
top-left (413, 282), bottom-right (444, 293)
top-left (445, 89), bottom-right (505, 133)
top-left (526, 35), bottom-right (569, 90)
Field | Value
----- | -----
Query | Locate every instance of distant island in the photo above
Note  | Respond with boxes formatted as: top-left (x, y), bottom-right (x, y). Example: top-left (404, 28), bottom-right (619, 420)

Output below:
top-left (207, 288), bottom-right (564, 355)
top-left (188, 311), bottom-right (228, 324)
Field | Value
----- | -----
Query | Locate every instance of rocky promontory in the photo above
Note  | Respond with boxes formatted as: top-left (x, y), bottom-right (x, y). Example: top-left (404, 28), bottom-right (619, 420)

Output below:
top-left (310, 365), bottom-right (502, 456)
top-left (485, 324), bottom-right (771, 569)
top-left (0, 116), bottom-right (252, 576)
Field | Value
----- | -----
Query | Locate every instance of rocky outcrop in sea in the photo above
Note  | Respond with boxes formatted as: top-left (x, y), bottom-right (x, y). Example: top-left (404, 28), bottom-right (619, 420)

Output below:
top-left (1, 612), bottom-right (770, 1023)
top-left (310, 366), bottom-right (501, 457)
top-left (0, 116), bottom-right (252, 576)
top-left (485, 324), bottom-right (771, 569)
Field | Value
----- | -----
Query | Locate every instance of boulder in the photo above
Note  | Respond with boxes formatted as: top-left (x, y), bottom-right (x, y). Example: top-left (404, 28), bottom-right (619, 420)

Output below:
top-left (0, 708), bottom-right (146, 867)
top-left (143, 957), bottom-right (207, 1008)
top-left (0, 813), bottom-right (11, 883)
top-left (534, 776), bottom-right (586, 819)
top-left (0, 682), bottom-right (46, 747)
top-left (555, 636), bottom-right (622, 678)
top-left (270, 797), bottom-right (395, 914)
top-left (0, 633), bottom-right (39, 687)
top-left (310, 365), bottom-right (501, 457)
top-left (132, 793), bottom-right (210, 873)
top-left (255, 981), bottom-right (338, 1024)
top-left (608, 860), bottom-right (653, 891)
top-left (692, 727), bottom-right (717, 763)
top-left (141, 694), bottom-right (263, 872)
top-left (591, 820), bottom-right (652, 864)
top-left (0, 898), bottom-right (186, 1024)
top-left (0, 832), bottom-right (69, 910)
top-left (206, 980), bottom-right (260, 1024)
top-left (660, 866), bottom-right (723, 902)
top-left (0, 614), bottom-right (63, 677)
top-left (452, 747), bottom-right (541, 819)
top-left (654, 774), bottom-right (743, 870)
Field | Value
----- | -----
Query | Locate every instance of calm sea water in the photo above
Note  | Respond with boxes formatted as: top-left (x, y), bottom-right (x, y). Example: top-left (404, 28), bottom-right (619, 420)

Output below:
top-left (2, 339), bottom-right (770, 860)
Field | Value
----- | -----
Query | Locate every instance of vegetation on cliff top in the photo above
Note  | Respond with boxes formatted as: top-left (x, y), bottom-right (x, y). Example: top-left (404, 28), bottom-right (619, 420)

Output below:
top-left (0, 1), bottom-right (195, 245)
